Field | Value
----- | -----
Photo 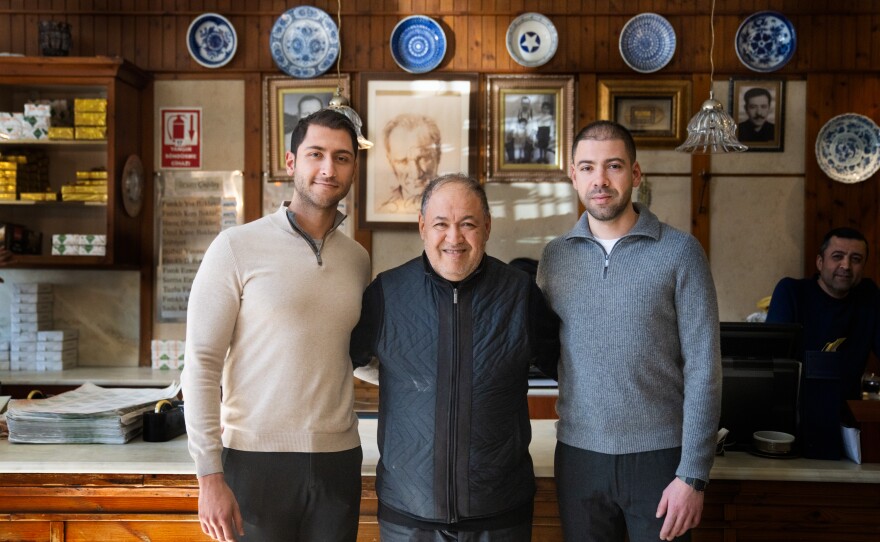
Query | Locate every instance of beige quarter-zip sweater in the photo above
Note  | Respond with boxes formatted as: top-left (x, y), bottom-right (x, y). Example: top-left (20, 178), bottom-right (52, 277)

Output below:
top-left (182, 206), bottom-right (371, 477)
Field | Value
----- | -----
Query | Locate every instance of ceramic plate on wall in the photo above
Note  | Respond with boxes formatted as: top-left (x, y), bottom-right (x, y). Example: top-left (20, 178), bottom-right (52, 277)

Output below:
top-left (735, 11), bottom-right (796, 72)
top-left (815, 113), bottom-right (880, 184)
top-left (619, 13), bottom-right (676, 73)
top-left (506, 12), bottom-right (558, 67)
top-left (187, 13), bottom-right (237, 68)
top-left (390, 15), bottom-right (446, 74)
top-left (270, 6), bottom-right (339, 78)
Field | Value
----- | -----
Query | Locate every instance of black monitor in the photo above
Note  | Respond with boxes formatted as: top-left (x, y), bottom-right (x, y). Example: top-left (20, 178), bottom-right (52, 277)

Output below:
top-left (718, 322), bottom-right (803, 450)
top-left (720, 322), bottom-right (803, 361)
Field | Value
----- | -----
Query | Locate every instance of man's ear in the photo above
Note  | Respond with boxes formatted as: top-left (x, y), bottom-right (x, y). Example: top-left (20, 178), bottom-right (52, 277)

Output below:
top-left (285, 151), bottom-right (296, 176)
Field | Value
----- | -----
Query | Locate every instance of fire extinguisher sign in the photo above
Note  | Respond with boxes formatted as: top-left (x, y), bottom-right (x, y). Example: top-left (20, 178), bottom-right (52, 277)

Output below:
top-left (161, 108), bottom-right (202, 169)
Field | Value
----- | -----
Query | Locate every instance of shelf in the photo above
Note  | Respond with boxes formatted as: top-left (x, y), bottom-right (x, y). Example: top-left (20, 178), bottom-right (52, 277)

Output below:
top-left (0, 200), bottom-right (106, 207)
top-left (0, 139), bottom-right (106, 148)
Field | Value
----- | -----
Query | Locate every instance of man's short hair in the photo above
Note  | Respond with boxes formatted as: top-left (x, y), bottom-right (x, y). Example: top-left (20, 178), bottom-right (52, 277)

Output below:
top-left (420, 173), bottom-right (489, 219)
top-left (743, 87), bottom-right (772, 106)
top-left (571, 120), bottom-right (637, 164)
top-left (382, 113), bottom-right (441, 157)
top-left (818, 227), bottom-right (869, 258)
top-left (289, 109), bottom-right (358, 157)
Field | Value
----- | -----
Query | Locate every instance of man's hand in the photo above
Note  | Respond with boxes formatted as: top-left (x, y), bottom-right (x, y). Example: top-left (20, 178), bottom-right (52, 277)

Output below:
top-left (197, 473), bottom-right (244, 541)
top-left (655, 477), bottom-right (704, 541)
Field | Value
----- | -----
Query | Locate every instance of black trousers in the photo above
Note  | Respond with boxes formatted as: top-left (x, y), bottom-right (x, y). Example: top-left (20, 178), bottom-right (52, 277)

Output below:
top-left (380, 520), bottom-right (532, 541)
top-left (222, 446), bottom-right (362, 542)
top-left (554, 442), bottom-right (689, 542)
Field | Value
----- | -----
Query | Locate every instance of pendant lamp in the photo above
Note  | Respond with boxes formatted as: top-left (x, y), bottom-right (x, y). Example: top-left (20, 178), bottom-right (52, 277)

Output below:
top-left (327, 0), bottom-right (373, 149)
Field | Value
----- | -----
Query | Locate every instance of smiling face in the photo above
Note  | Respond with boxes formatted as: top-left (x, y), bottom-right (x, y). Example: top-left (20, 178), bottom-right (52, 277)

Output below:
top-left (285, 124), bottom-right (356, 212)
top-left (816, 236), bottom-right (867, 298)
top-left (418, 181), bottom-right (491, 282)
top-left (570, 138), bottom-right (641, 230)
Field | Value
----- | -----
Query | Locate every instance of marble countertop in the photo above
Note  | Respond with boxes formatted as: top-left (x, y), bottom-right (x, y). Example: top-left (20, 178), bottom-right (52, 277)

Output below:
top-left (0, 367), bottom-right (181, 387)
top-left (1, 419), bottom-right (878, 483)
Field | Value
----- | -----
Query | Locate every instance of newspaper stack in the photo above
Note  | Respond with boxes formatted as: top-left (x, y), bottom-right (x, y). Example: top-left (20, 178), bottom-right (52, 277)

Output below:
top-left (10, 283), bottom-right (53, 371)
top-left (5, 381), bottom-right (181, 444)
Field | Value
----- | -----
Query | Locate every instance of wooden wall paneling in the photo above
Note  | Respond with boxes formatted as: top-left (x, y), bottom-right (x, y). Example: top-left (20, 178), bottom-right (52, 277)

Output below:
top-left (481, 15), bottom-right (496, 72)
top-left (0, 11), bottom-right (10, 54)
top-left (148, 15), bottom-right (162, 70)
top-left (9, 13), bottom-right (25, 57)
top-left (594, 12), bottom-right (610, 72)
top-left (242, 72), bottom-right (262, 223)
top-left (856, 14), bottom-right (871, 71)
top-left (140, 80), bottom-right (156, 367)
top-left (161, 15), bottom-right (176, 69)
top-left (690, 74), bottom-right (712, 256)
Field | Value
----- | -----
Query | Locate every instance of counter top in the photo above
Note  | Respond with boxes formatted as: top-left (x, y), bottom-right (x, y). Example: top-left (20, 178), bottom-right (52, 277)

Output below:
top-left (0, 367), bottom-right (180, 387)
top-left (1, 419), bottom-right (878, 483)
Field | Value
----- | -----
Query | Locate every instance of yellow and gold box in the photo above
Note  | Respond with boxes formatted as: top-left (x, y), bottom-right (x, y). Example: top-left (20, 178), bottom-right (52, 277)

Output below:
top-left (62, 193), bottom-right (107, 202)
top-left (88, 170), bottom-right (108, 179)
top-left (75, 126), bottom-right (107, 140)
top-left (74, 98), bottom-right (107, 113)
top-left (48, 127), bottom-right (75, 140)
top-left (20, 192), bottom-right (58, 202)
top-left (74, 111), bottom-right (106, 126)
top-left (0, 192), bottom-right (17, 201)
top-left (0, 161), bottom-right (17, 170)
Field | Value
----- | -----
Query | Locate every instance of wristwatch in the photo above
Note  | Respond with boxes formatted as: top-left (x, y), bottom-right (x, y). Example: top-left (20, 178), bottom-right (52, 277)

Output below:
top-left (677, 476), bottom-right (708, 492)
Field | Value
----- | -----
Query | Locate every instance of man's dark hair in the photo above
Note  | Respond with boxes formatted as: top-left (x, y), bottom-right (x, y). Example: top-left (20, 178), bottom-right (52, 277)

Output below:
top-left (571, 120), bottom-right (637, 164)
top-left (743, 87), bottom-right (772, 106)
top-left (819, 227), bottom-right (869, 258)
top-left (420, 173), bottom-right (490, 218)
top-left (289, 109), bottom-right (358, 157)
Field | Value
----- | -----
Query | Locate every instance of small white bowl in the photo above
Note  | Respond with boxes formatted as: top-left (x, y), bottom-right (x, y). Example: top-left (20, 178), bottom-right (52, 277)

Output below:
top-left (753, 431), bottom-right (795, 454)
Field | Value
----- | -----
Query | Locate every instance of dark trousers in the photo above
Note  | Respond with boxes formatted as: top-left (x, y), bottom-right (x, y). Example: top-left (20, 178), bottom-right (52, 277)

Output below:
top-left (380, 520), bottom-right (532, 541)
top-left (222, 446), bottom-right (362, 542)
top-left (555, 442), bottom-right (689, 542)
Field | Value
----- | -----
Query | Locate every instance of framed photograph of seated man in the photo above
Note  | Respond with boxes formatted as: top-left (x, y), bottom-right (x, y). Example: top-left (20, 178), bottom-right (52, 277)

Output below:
top-left (359, 73), bottom-right (478, 229)
top-left (729, 78), bottom-right (785, 152)
top-left (598, 79), bottom-right (691, 148)
top-left (263, 75), bottom-right (348, 180)
top-left (486, 75), bottom-right (574, 182)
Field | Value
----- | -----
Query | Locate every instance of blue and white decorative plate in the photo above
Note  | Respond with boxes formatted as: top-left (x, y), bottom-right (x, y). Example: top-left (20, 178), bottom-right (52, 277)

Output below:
top-left (390, 15), bottom-right (446, 74)
top-left (187, 13), bottom-right (237, 68)
top-left (815, 114), bottom-right (880, 184)
top-left (506, 12), bottom-right (558, 68)
top-left (270, 6), bottom-right (338, 78)
top-left (619, 13), bottom-right (676, 73)
top-left (735, 11), bottom-right (796, 72)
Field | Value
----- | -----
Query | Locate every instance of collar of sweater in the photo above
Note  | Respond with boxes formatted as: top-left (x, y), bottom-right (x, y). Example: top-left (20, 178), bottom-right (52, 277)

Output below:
top-left (566, 202), bottom-right (661, 242)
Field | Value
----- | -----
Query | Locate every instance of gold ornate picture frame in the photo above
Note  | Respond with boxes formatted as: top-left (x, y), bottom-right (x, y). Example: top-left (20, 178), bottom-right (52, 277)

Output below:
top-left (598, 79), bottom-right (691, 148)
top-left (263, 75), bottom-right (349, 180)
top-left (486, 75), bottom-right (574, 182)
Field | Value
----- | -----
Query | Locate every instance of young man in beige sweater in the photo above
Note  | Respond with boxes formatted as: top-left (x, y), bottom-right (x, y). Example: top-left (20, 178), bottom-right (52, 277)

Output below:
top-left (182, 109), bottom-right (371, 542)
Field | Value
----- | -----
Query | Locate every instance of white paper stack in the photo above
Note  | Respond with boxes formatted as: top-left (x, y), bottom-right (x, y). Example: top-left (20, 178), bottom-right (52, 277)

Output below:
top-left (10, 283), bottom-right (53, 371)
top-left (36, 329), bottom-right (79, 371)
top-left (5, 381), bottom-right (181, 444)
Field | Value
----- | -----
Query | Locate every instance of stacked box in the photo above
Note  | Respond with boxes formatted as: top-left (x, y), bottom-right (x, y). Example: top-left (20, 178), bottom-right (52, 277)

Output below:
top-left (36, 329), bottom-right (78, 371)
top-left (0, 341), bottom-right (9, 371)
top-left (0, 150), bottom-right (50, 195)
top-left (1, 222), bottom-right (42, 255)
top-left (74, 98), bottom-right (107, 141)
top-left (9, 283), bottom-right (54, 371)
top-left (0, 159), bottom-right (16, 200)
top-left (51, 233), bottom-right (106, 256)
top-left (21, 103), bottom-right (51, 141)
top-left (61, 169), bottom-right (108, 203)
top-left (151, 340), bottom-right (185, 370)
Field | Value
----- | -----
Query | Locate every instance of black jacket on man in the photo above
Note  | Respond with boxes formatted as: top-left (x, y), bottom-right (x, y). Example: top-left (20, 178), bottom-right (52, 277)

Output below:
top-left (350, 253), bottom-right (560, 531)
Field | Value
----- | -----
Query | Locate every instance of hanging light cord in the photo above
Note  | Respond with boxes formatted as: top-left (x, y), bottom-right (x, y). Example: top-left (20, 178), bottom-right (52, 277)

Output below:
top-left (336, 0), bottom-right (342, 91)
top-left (709, 0), bottom-right (716, 90)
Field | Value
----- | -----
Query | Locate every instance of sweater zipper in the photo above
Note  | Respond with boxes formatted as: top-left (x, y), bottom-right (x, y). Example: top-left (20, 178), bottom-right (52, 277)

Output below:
top-left (447, 286), bottom-right (460, 524)
top-left (603, 251), bottom-right (610, 279)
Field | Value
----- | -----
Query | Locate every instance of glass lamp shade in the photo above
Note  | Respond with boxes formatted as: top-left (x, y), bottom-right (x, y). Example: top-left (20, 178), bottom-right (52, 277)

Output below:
top-left (676, 94), bottom-right (747, 154)
top-left (328, 90), bottom-right (373, 150)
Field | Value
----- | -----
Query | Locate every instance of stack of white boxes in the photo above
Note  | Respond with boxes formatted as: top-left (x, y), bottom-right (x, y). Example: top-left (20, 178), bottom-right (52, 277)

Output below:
top-left (0, 341), bottom-right (9, 371)
top-left (10, 283), bottom-right (53, 371)
top-left (9, 283), bottom-right (79, 371)
top-left (36, 329), bottom-right (78, 371)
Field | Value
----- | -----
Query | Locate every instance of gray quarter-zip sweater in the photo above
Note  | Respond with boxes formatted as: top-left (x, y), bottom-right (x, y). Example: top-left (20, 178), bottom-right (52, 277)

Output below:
top-left (537, 203), bottom-right (721, 481)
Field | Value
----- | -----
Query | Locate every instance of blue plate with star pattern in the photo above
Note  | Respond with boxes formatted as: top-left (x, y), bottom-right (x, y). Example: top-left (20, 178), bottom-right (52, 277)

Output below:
top-left (506, 12), bottom-right (558, 68)
top-left (390, 15), bottom-right (446, 74)
top-left (735, 11), bottom-right (796, 72)
top-left (619, 13), bottom-right (676, 73)
top-left (270, 6), bottom-right (339, 78)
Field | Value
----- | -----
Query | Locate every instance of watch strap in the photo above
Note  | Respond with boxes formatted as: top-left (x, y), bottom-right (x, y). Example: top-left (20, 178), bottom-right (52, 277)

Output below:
top-left (677, 475), bottom-right (708, 491)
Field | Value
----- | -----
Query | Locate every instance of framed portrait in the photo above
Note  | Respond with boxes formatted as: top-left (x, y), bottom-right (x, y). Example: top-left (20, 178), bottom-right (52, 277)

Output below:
top-left (729, 78), bottom-right (785, 152)
top-left (486, 75), bottom-right (574, 182)
top-left (598, 79), bottom-right (691, 147)
top-left (359, 73), bottom-right (478, 229)
top-left (263, 74), bottom-right (349, 180)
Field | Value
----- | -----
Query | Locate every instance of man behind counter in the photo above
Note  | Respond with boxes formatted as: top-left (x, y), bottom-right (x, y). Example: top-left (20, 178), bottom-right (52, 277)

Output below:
top-left (766, 227), bottom-right (880, 400)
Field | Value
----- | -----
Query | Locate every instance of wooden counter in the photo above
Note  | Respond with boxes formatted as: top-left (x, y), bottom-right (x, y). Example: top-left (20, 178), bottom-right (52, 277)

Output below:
top-left (1, 420), bottom-right (879, 541)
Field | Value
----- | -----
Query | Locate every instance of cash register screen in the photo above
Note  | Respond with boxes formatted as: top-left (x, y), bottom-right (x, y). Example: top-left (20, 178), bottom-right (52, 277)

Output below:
top-left (718, 322), bottom-right (803, 450)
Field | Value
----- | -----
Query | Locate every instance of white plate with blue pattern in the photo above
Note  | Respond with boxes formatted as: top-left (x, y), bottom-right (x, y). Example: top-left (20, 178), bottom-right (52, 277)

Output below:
top-left (187, 13), bottom-right (237, 68)
top-left (390, 15), bottom-right (446, 74)
top-left (270, 6), bottom-right (339, 78)
top-left (506, 12), bottom-right (558, 68)
top-left (735, 11), bottom-right (796, 72)
top-left (619, 13), bottom-right (676, 73)
top-left (815, 113), bottom-right (880, 184)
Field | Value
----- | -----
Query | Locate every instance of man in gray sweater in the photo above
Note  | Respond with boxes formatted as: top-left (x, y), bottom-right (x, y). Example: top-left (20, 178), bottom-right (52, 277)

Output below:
top-left (537, 121), bottom-right (721, 542)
